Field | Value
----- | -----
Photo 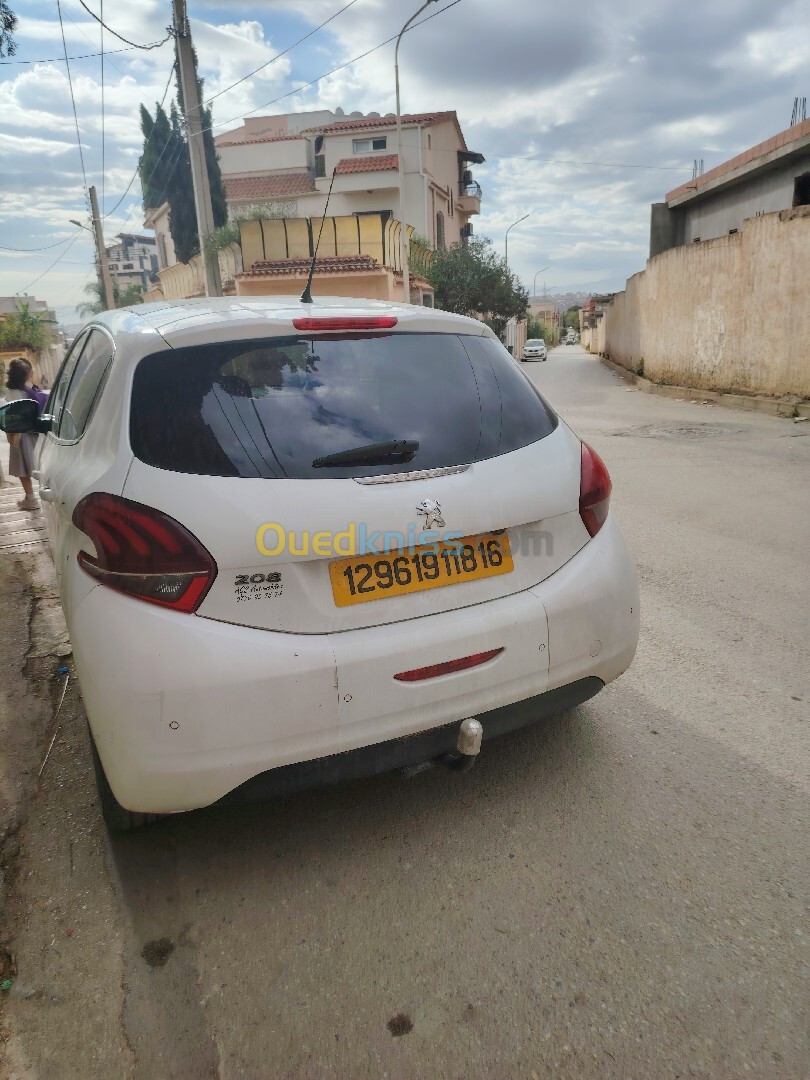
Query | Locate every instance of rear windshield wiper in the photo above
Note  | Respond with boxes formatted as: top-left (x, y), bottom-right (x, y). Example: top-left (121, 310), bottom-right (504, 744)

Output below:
top-left (312, 439), bottom-right (419, 469)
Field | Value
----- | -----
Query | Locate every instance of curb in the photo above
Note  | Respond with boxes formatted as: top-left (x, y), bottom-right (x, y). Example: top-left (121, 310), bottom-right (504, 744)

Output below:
top-left (597, 356), bottom-right (810, 419)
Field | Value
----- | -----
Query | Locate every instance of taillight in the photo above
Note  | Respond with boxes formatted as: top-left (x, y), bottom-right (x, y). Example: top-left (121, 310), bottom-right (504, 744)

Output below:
top-left (72, 493), bottom-right (217, 613)
top-left (579, 442), bottom-right (612, 537)
top-left (292, 316), bottom-right (398, 331)
top-left (394, 648), bottom-right (504, 682)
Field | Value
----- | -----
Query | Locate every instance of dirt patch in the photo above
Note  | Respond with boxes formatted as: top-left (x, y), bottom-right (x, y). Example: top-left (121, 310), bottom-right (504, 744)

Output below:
top-left (612, 422), bottom-right (747, 439)
top-left (141, 938), bottom-right (175, 969)
top-left (387, 1012), bottom-right (413, 1037)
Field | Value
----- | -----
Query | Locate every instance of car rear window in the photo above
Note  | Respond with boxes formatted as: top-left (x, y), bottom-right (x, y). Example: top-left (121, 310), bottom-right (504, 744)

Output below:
top-left (130, 332), bottom-right (557, 479)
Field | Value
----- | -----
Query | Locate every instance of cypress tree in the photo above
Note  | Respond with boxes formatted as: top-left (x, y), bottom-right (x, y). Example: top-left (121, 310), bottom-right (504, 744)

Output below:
top-left (138, 44), bottom-right (227, 267)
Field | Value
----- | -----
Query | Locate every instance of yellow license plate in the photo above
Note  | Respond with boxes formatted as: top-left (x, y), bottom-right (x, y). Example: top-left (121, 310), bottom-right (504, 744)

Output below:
top-left (329, 532), bottom-right (513, 607)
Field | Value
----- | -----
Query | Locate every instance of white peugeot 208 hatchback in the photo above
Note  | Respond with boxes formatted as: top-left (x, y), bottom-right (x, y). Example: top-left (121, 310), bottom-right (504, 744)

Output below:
top-left (0, 297), bottom-right (638, 829)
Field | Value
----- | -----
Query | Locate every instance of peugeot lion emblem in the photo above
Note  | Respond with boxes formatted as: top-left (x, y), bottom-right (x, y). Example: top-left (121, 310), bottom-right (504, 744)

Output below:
top-left (415, 499), bottom-right (445, 530)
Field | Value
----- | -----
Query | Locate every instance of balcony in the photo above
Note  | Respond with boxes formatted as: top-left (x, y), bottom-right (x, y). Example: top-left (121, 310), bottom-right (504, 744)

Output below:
top-left (457, 180), bottom-right (482, 215)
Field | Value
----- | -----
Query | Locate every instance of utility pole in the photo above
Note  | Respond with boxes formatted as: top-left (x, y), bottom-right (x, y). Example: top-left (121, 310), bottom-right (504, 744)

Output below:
top-left (172, 0), bottom-right (221, 297)
top-left (89, 185), bottom-right (115, 310)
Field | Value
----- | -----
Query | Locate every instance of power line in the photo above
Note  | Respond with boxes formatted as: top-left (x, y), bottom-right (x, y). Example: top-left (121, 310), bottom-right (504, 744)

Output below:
top-left (74, 0), bottom-right (172, 51)
top-left (127, 1), bottom-right (464, 219)
top-left (108, 0), bottom-right (463, 238)
top-left (102, 61), bottom-right (177, 219)
top-left (0, 45), bottom-right (140, 65)
top-left (56, 0), bottom-right (89, 200)
top-left (204, 0), bottom-right (359, 108)
top-left (0, 235), bottom-right (84, 252)
top-left (213, 0), bottom-right (463, 134)
top-left (18, 232), bottom-right (85, 295)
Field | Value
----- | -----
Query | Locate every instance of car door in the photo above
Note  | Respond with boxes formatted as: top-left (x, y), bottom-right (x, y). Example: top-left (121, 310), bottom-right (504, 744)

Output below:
top-left (37, 331), bottom-right (88, 553)
top-left (39, 327), bottom-right (115, 588)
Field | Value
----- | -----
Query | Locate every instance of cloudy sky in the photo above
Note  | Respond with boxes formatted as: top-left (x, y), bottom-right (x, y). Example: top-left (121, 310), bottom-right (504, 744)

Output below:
top-left (1, 0), bottom-right (807, 323)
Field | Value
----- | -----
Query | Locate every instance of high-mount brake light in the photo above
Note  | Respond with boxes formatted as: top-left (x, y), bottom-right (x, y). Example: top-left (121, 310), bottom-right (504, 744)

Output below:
top-left (579, 441), bottom-right (612, 537)
top-left (394, 648), bottom-right (504, 683)
top-left (292, 316), bottom-right (398, 331)
top-left (72, 493), bottom-right (217, 613)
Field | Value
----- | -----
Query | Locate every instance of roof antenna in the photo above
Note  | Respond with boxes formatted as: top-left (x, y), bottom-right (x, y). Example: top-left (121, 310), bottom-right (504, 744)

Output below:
top-left (300, 167), bottom-right (338, 305)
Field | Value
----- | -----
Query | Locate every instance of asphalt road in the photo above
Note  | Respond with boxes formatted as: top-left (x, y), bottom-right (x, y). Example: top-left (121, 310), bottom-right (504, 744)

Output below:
top-left (2, 347), bottom-right (808, 1079)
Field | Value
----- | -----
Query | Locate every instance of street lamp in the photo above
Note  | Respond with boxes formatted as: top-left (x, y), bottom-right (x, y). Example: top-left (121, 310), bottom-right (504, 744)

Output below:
top-left (532, 267), bottom-right (550, 299)
top-left (395, 0), bottom-right (437, 304)
top-left (504, 213), bottom-right (529, 273)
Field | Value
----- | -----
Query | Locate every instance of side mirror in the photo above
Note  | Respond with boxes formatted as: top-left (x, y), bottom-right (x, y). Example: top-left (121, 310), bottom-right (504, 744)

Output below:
top-left (0, 398), bottom-right (52, 434)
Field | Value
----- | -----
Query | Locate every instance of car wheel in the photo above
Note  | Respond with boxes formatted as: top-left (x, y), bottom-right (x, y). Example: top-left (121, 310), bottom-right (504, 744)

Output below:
top-left (88, 727), bottom-right (161, 832)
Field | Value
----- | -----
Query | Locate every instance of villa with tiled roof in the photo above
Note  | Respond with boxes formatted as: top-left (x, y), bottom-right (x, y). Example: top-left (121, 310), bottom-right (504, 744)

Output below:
top-left (144, 106), bottom-right (483, 304)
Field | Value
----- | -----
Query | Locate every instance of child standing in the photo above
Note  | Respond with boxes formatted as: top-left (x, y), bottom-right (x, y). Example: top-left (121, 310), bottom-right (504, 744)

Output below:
top-left (5, 357), bottom-right (47, 511)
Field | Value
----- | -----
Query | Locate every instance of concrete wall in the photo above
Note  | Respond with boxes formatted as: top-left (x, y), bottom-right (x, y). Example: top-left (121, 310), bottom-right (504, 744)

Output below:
top-left (600, 207), bottom-right (810, 398)
top-left (217, 139), bottom-right (311, 177)
top-left (681, 156), bottom-right (810, 243)
top-left (143, 243), bottom-right (243, 303)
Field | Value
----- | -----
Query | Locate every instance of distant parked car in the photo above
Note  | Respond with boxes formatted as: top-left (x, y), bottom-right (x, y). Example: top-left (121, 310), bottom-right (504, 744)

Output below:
top-left (522, 338), bottom-right (547, 361)
top-left (566, 331), bottom-right (576, 345)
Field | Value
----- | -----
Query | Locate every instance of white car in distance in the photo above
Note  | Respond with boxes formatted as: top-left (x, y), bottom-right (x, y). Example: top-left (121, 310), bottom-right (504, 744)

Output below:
top-left (522, 338), bottom-right (547, 361)
top-left (0, 297), bottom-right (639, 830)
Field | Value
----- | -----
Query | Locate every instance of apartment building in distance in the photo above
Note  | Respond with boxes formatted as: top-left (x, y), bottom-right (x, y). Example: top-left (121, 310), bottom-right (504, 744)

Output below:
top-left (105, 233), bottom-right (158, 292)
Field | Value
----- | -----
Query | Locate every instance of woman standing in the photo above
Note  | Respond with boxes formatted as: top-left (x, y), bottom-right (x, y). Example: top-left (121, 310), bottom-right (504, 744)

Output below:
top-left (5, 357), bottom-right (47, 511)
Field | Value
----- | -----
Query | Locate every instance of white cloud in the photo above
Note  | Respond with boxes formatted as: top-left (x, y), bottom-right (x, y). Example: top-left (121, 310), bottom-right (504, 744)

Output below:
top-left (2, 0), bottom-right (808, 320)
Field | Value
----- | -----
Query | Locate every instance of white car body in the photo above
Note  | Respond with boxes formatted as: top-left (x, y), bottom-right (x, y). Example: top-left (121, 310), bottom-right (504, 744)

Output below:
top-left (522, 338), bottom-right (547, 361)
top-left (24, 297), bottom-right (638, 822)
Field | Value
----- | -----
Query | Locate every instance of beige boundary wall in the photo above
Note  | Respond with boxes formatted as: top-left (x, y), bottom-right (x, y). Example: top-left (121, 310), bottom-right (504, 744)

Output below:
top-left (596, 206), bottom-right (810, 399)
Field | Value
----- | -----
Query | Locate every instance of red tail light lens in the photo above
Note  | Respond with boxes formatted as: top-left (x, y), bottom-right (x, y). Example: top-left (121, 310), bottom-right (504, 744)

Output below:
top-left (72, 493), bottom-right (217, 613)
top-left (579, 442), bottom-right (612, 537)
top-left (394, 648), bottom-right (504, 682)
top-left (292, 316), bottom-right (398, 331)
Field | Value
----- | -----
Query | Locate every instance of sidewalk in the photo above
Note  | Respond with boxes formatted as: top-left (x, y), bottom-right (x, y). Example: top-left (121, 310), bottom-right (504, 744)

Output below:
top-left (0, 436), bottom-right (48, 555)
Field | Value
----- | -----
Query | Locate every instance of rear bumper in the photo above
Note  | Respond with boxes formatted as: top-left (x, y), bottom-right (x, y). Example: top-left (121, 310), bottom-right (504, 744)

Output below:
top-left (221, 678), bottom-right (604, 803)
top-left (67, 514), bottom-right (638, 814)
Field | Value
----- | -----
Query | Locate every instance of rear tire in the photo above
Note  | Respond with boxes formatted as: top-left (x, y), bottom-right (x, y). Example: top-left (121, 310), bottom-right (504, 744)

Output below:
top-left (88, 728), bottom-right (160, 832)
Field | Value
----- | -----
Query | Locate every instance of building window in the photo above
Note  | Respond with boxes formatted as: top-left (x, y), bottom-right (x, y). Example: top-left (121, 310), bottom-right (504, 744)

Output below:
top-left (353, 137), bottom-right (387, 153)
top-left (436, 211), bottom-right (445, 250)
top-left (794, 171), bottom-right (810, 207)
top-left (315, 154), bottom-right (326, 178)
top-left (122, 262), bottom-right (134, 270)
top-left (449, 189), bottom-right (454, 217)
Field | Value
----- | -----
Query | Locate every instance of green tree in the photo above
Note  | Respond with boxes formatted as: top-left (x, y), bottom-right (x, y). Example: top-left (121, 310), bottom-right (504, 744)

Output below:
top-left (425, 236), bottom-right (529, 338)
top-left (139, 48), bottom-right (228, 265)
top-left (0, 1), bottom-right (17, 58)
top-left (563, 305), bottom-right (580, 330)
top-left (0, 301), bottom-right (48, 352)
top-left (77, 280), bottom-right (144, 318)
top-left (526, 314), bottom-right (550, 340)
top-left (138, 103), bottom-right (176, 209)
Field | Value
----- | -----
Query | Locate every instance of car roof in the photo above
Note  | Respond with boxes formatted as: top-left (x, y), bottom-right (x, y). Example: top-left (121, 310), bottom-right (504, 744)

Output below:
top-left (85, 296), bottom-right (493, 345)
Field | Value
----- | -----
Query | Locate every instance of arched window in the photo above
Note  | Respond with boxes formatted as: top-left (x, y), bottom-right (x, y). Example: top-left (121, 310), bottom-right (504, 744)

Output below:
top-left (436, 211), bottom-right (445, 250)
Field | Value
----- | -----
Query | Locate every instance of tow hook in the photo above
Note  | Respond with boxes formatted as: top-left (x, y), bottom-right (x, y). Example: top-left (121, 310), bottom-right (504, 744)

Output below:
top-left (442, 717), bottom-right (483, 773)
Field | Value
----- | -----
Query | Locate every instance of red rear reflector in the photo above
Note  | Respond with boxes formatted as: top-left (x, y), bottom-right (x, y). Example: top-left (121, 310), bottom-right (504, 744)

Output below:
top-left (73, 493), bottom-right (217, 613)
top-left (579, 441), bottom-right (612, 537)
top-left (394, 648), bottom-right (504, 683)
top-left (292, 316), bottom-right (398, 331)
